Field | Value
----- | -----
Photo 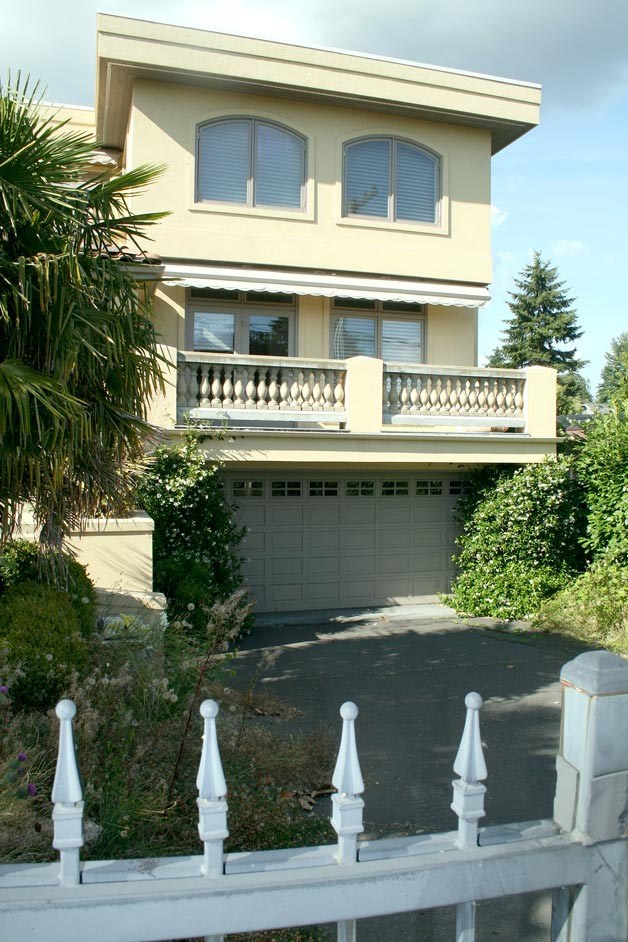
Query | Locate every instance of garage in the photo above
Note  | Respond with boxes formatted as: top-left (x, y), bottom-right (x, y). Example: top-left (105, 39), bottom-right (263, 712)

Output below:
top-left (225, 472), bottom-right (468, 613)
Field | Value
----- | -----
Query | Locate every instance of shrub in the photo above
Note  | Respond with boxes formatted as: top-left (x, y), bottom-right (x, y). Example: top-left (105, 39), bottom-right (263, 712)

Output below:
top-left (534, 561), bottom-right (628, 653)
top-left (0, 582), bottom-right (89, 710)
top-left (449, 458), bottom-right (587, 619)
top-left (451, 561), bottom-right (571, 620)
top-left (576, 402), bottom-right (628, 563)
top-left (0, 540), bottom-right (96, 638)
top-left (138, 436), bottom-right (246, 636)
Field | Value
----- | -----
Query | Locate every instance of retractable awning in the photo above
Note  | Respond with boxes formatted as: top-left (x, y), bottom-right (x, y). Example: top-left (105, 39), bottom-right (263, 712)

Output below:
top-left (161, 263), bottom-right (490, 308)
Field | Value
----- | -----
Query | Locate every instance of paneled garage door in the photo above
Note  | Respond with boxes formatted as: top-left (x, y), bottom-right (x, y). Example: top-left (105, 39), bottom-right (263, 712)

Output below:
top-left (225, 473), bottom-right (469, 613)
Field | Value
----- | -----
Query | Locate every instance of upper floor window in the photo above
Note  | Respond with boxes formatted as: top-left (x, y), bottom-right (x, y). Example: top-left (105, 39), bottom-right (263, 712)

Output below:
top-left (343, 137), bottom-right (439, 224)
top-left (196, 118), bottom-right (306, 210)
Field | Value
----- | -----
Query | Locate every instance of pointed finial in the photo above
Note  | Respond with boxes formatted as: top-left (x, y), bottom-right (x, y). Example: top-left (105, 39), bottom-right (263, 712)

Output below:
top-left (332, 702), bottom-right (364, 798)
top-left (453, 692), bottom-right (487, 784)
top-left (452, 692), bottom-right (487, 849)
top-left (197, 700), bottom-right (227, 800)
top-left (52, 700), bottom-right (83, 804)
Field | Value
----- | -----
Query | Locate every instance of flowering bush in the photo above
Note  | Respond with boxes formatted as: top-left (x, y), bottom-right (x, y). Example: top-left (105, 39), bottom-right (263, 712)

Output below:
top-left (449, 458), bottom-right (587, 619)
top-left (138, 436), bottom-right (247, 638)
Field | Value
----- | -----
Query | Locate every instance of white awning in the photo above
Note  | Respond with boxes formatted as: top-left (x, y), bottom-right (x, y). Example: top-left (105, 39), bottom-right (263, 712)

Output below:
top-left (161, 263), bottom-right (490, 308)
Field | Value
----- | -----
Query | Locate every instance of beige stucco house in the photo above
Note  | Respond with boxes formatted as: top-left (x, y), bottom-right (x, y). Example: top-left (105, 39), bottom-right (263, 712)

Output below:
top-left (60, 15), bottom-right (555, 613)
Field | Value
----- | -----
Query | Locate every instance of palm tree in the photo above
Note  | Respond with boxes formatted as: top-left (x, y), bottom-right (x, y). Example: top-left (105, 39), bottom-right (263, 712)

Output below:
top-left (0, 77), bottom-right (166, 547)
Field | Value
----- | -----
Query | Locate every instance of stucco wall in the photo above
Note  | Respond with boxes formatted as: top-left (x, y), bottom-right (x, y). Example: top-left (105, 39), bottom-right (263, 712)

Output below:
top-left (66, 514), bottom-right (155, 594)
top-left (127, 81), bottom-right (492, 285)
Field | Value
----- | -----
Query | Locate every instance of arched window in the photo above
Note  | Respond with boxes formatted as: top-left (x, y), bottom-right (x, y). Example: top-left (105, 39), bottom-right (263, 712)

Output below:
top-left (343, 137), bottom-right (439, 223)
top-left (196, 118), bottom-right (306, 210)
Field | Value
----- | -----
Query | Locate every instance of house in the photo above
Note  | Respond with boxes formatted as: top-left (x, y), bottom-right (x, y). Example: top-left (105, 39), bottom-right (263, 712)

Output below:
top-left (60, 14), bottom-right (554, 613)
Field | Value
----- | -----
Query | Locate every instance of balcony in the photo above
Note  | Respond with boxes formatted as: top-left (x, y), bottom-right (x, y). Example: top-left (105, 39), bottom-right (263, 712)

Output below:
top-left (175, 353), bottom-right (555, 439)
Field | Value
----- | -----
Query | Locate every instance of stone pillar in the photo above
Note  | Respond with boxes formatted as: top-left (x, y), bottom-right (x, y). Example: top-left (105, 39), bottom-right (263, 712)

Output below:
top-left (524, 365), bottom-right (556, 439)
top-left (344, 356), bottom-right (383, 434)
top-left (551, 651), bottom-right (628, 942)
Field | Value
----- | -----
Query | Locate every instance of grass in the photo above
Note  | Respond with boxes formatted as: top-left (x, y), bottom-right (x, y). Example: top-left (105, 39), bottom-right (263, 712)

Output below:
top-left (531, 561), bottom-right (628, 656)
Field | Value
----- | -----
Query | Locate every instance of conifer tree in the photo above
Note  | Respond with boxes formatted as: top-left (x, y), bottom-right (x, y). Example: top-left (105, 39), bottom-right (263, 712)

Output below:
top-left (597, 332), bottom-right (628, 405)
top-left (489, 252), bottom-right (588, 414)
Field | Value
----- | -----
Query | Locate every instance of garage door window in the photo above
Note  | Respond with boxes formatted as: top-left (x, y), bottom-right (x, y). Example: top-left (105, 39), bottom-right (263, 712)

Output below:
top-left (381, 480), bottom-right (409, 496)
top-left (308, 482), bottom-right (339, 497)
top-left (416, 481), bottom-right (443, 496)
top-left (271, 481), bottom-right (302, 497)
top-left (232, 480), bottom-right (264, 498)
top-left (345, 480), bottom-right (375, 496)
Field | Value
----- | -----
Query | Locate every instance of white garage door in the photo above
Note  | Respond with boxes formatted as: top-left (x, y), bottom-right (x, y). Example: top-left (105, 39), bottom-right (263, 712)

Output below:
top-left (225, 473), bottom-right (469, 613)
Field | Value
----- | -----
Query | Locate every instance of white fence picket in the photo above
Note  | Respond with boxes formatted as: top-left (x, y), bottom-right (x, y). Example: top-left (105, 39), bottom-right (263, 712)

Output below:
top-left (451, 691), bottom-right (487, 941)
top-left (331, 701), bottom-right (364, 941)
top-left (51, 699), bottom-right (84, 887)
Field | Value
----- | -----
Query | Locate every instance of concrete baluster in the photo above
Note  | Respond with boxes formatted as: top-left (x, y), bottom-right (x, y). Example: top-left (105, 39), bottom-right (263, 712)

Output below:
top-left (451, 692), bottom-right (487, 942)
top-left (52, 700), bottom-right (84, 887)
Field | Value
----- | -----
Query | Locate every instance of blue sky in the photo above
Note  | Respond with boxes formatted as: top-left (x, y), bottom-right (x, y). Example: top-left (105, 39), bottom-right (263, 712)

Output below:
top-left (3, 0), bottom-right (627, 392)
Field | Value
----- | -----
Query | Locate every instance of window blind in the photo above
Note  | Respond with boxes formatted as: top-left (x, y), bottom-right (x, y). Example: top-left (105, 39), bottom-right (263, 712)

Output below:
top-left (344, 140), bottom-right (390, 218)
top-left (255, 123), bottom-right (304, 208)
top-left (381, 319), bottom-right (423, 360)
top-left (344, 137), bottom-right (438, 223)
top-left (395, 142), bottom-right (436, 223)
top-left (197, 120), bottom-right (250, 203)
top-left (333, 317), bottom-right (377, 358)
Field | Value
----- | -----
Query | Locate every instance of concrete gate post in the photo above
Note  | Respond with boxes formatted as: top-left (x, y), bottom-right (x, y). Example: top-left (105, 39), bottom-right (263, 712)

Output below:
top-left (551, 651), bottom-right (628, 942)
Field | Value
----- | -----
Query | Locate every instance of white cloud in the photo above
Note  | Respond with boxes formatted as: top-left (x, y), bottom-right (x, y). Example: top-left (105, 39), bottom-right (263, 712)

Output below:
top-left (491, 205), bottom-right (508, 227)
top-left (552, 240), bottom-right (589, 257)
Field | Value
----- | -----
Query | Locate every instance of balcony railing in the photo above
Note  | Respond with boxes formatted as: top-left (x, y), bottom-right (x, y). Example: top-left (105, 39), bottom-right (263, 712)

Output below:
top-left (177, 353), bottom-right (347, 424)
top-left (176, 353), bottom-right (554, 436)
top-left (383, 363), bottom-right (526, 428)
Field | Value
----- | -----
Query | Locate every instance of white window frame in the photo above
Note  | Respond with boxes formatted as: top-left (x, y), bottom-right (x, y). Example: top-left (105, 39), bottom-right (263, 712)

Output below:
top-left (330, 300), bottom-right (426, 362)
top-left (187, 291), bottom-right (296, 356)
top-left (196, 117), bottom-right (307, 211)
top-left (342, 136), bottom-right (440, 224)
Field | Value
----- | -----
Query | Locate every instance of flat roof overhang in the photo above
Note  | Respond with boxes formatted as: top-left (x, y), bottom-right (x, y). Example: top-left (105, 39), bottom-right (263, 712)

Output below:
top-left (96, 14), bottom-right (541, 154)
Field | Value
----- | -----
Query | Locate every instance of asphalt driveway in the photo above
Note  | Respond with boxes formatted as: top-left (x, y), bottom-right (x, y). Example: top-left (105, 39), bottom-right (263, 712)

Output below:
top-left (229, 604), bottom-right (589, 941)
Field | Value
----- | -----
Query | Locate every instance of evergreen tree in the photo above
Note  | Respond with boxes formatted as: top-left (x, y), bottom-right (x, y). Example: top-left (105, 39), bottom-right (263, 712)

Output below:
top-left (597, 332), bottom-right (628, 405)
top-left (489, 252), bottom-right (588, 414)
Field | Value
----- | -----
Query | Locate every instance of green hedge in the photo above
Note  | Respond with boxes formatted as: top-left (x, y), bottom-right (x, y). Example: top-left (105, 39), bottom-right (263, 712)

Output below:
top-left (0, 581), bottom-right (90, 710)
top-left (0, 540), bottom-right (96, 638)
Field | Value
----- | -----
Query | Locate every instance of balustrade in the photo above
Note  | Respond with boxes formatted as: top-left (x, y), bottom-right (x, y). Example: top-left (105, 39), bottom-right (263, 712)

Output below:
top-left (176, 355), bottom-right (536, 432)
top-left (383, 364), bottom-right (526, 427)
top-left (177, 353), bottom-right (346, 422)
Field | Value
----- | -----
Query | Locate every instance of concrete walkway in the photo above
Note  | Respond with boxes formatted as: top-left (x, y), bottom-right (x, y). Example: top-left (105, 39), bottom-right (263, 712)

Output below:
top-left (231, 604), bottom-right (589, 941)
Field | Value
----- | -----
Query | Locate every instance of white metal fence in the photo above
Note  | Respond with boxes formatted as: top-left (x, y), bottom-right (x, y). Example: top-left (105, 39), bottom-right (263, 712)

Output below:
top-left (1, 650), bottom-right (627, 941)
